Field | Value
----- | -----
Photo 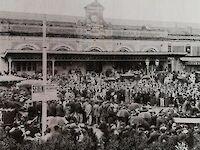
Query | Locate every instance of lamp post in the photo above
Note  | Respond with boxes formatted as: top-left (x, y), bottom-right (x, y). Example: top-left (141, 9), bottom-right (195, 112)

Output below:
top-left (145, 58), bottom-right (150, 75)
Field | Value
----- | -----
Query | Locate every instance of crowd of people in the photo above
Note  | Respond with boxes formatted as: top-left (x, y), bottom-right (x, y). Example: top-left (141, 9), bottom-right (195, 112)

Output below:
top-left (0, 69), bottom-right (200, 150)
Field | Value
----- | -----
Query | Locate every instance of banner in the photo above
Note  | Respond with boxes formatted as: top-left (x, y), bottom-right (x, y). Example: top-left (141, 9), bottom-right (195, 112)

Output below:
top-left (32, 84), bottom-right (58, 101)
top-left (45, 84), bottom-right (58, 101)
top-left (173, 118), bottom-right (200, 124)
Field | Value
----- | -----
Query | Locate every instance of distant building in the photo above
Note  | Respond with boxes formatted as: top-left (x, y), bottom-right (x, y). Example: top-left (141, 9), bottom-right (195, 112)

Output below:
top-left (0, 0), bottom-right (200, 75)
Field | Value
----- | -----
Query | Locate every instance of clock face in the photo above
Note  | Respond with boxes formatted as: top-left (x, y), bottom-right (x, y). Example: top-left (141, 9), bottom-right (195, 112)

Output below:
top-left (91, 15), bottom-right (98, 23)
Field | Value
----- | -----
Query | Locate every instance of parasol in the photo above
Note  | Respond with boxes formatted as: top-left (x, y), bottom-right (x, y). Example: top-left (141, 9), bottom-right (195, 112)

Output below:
top-left (129, 116), bottom-right (149, 129)
top-left (162, 107), bottom-right (175, 114)
top-left (138, 112), bottom-right (151, 120)
top-left (17, 79), bottom-right (43, 86)
top-left (0, 75), bottom-right (26, 82)
top-left (128, 103), bottom-right (141, 111)
top-left (117, 108), bottom-right (130, 118)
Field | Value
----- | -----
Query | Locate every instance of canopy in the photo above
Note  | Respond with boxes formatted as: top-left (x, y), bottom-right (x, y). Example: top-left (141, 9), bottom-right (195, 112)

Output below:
top-left (138, 112), bottom-right (151, 120)
top-left (128, 103), bottom-right (141, 111)
top-left (117, 109), bottom-right (130, 117)
top-left (180, 57), bottom-right (200, 62)
top-left (173, 118), bottom-right (200, 124)
top-left (17, 79), bottom-right (43, 86)
top-left (129, 116), bottom-right (149, 129)
top-left (0, 75), bottom-right (26, 82)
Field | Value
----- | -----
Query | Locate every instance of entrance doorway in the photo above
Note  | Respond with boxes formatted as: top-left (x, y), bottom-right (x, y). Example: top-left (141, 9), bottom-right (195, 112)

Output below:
top-left (114, 61), bottom-right (146, 73)
top-left (86, 61), bottom-right (102, 73)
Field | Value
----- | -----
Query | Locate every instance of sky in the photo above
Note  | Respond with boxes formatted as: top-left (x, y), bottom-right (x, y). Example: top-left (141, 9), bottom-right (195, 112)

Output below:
top-left (0, 0), bottom-right (200, 24)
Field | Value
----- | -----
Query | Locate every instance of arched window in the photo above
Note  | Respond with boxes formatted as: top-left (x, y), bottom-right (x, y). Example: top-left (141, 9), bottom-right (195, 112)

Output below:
top-left (87, 47), bottom-right (102, 52)
top-left (21, 45), bottom-right (35, 51)
top-left (146, 48), bottom-right (157, 52)
top-left (21, 47), bottom-right (34, 51)
top-left (56, 46), bottom-right (71, 51)
top-left (119, 47), bottom-right (131, 52)
top-left (168, 43), bottom-right (172, 52)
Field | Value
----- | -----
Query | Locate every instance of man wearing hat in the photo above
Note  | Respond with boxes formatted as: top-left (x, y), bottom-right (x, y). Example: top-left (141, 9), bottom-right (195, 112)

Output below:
top-left (158, 125), bottom-right (168, 143)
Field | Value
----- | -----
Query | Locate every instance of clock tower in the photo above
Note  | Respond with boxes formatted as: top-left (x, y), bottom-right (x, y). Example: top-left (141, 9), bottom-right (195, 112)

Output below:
top-left (84, 0), bottom-right (105, 26)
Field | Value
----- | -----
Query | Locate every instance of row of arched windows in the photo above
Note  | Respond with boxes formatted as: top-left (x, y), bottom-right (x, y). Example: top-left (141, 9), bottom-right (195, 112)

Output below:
top-left (18, 44), bottom-right (158, 53)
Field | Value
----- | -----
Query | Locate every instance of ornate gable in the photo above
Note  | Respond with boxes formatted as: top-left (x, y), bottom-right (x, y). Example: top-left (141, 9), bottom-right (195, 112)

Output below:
top-left (84, 0), bottom-right (105, 28)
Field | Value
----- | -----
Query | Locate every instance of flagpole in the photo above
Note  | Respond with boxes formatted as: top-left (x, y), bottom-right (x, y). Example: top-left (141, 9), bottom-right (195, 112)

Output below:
top-left (42, 17), bottom-right (47, 137)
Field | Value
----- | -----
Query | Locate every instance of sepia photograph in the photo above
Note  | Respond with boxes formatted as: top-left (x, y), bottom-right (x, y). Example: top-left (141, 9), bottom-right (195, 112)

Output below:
top-left (1, 0), bottom-right (200, 149)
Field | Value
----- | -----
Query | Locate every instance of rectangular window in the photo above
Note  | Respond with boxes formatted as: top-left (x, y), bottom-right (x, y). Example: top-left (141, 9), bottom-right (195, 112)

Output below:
top-left (168, 44), bottom-right (172, 52)
top-left (185, 45), bottom-right (191, 54)
top-left (172, 46), bottom-right (184, 53)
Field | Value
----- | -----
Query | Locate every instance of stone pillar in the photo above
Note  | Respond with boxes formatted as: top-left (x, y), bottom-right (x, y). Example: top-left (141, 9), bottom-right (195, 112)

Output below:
top-left (145, 58), bottom-right (150, 75)
top-left (168, 57), bottom-right (175, 72)
top-left (52, 59), bottom-right (55, 76)
top-left (11, 61), bottom-right (14, 73)
top-left (175, 59), bottom-right (183, 72)
top-left (8, 57), bottom-right (12, 75)
top-left (171, 58), bottom-right (175, 72)
top-left (155, 59), bottom-right (159, 71)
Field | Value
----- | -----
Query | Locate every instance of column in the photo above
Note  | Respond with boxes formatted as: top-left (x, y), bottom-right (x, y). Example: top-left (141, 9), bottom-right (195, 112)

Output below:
top-left (145, 58), bottom-right (150, 75)
top-left (8, 57), bottom-right (12, 75)
top-left (168, 57), bottom-right (175, 72)
top-left (155, 59), bottom-right (159, 71)
top-left (11, 61), bottom-right (14, 73)
top-left (52, 59), bottom-right (55, 76)
top-left (171, 58), bottom-right (175, 72)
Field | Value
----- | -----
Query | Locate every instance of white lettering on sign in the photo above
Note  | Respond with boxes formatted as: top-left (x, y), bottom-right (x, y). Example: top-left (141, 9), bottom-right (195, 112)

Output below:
top-left (45, 84), bottom-right (58, 101)
top-left (32, 85), bottom-right (44, 93)
top-left (32, 85), bottom-right (44, 101)
top-left (31, 84), bottom-right (58, 101)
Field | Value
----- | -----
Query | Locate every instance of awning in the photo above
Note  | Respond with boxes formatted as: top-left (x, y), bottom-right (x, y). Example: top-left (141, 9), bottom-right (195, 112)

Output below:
top-left (2, 49), bottom-right (187, 58)
top-left (0, 75), bottom-right (26, 82)
top-left (16, 79), bottom-right (43, 86)
top-left (173, 117), bottom-right (200, 124)
top-left (180, 57), bottom-right (200, 62)
top-left (180, 57), bottom-right (200, 65)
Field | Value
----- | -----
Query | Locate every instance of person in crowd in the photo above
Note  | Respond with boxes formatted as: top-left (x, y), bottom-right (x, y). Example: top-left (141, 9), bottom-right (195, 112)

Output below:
top-left (1, 69), bottom-right (200, 149)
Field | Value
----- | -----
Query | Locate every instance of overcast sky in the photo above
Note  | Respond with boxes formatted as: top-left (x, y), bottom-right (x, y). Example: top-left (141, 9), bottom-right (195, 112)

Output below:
top-left (0, 0), bottom-right (200, 24)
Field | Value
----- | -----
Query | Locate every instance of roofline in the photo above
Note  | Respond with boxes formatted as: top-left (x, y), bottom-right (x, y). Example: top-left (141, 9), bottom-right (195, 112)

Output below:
top-left (0, 11), bottom-right (200, 29)
top-left (2, 49), bottom-right (187, 58)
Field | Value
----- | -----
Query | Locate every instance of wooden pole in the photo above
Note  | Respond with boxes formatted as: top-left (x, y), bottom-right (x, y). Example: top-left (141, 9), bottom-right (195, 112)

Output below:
top-left (42, 18), bottom-right (47, 137)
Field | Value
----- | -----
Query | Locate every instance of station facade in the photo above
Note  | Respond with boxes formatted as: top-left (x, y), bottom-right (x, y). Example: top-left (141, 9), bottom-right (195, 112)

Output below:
top-left (0, 0), bottom-right (200, 75)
